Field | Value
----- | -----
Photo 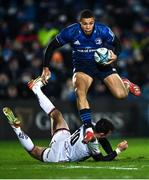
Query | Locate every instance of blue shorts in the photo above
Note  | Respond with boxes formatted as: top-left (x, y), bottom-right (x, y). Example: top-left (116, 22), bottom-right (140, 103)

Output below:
top-left (73, 60), bottom-right (117, 80)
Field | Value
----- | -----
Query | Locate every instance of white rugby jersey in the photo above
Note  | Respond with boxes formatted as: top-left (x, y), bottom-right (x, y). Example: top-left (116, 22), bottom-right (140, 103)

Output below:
top-left (43, 125), bottom-right (100, 162)
top-left (65, 125), bottom-right (100, 161)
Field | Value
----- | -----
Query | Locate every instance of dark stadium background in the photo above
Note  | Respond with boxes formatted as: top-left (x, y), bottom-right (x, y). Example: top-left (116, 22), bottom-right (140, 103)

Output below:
top-left (0, 0), bottom-right (149, 138)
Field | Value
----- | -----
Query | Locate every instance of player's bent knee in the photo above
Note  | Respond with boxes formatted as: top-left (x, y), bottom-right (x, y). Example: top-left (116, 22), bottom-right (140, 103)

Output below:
top-left (29, 146), bottom-right (46, 161)
top-left (50, 109), bottom-right (63, 121)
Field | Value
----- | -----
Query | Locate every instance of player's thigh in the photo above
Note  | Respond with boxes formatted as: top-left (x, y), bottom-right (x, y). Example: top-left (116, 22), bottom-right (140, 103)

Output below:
top-left (72, 72), bottom-right (93, 94)
top-left (103, 73), bottom-right (128, 98)
top-left (50, 109), bottom-right (69, 134)
top-left (43, 130), bottom-right (71, 162)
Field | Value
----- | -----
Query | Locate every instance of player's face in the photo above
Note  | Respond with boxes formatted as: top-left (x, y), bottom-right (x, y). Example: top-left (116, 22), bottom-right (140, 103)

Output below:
top-left (80, 17), bottom-right (95, 35)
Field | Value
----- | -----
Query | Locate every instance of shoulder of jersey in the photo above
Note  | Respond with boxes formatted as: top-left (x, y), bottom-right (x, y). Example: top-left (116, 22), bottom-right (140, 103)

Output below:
top-left (67, 23), bottom-right (79, 29)
top-left (66, 23), bottom-right (80, 34)
top-left (95, 22), bottom-right (108, 30)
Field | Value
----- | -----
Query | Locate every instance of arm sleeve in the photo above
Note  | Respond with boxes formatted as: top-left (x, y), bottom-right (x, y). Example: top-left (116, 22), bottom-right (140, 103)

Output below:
top-left (112, 35), bottom-right (122, 56)
top-left (102, 27), bottom-right (122, 56)
top-left (44, 27), bottom-right (72, 67)
top-left (92, 151), bottom-right (117, 161)
top-left (88, 137), bottom-right (118, 161)
top-left (56, 27), bottom-right (72, 45)
top-left (43, 38), bottom-right (62, 67)
top-left (98, 138), bottom-right (113, 154)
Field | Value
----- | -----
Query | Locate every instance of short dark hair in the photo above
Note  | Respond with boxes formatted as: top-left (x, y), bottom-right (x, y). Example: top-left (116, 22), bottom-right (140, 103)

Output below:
top-left (79, 9), bottom-right (94, 20)
top-left (95, 118), bottom-right (114, 134)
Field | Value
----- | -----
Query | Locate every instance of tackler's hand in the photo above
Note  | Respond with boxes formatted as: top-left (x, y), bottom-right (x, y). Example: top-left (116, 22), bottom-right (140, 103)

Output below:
top-left (117, 140), bottom-right (128, 152)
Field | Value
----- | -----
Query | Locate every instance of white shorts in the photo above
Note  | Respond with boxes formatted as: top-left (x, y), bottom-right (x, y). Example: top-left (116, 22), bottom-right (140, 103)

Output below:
top-left (42, 129), bottom-right (71, 162)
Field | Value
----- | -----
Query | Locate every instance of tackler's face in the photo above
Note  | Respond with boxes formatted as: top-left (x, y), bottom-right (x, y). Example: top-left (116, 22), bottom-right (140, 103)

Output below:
top-left (80, 17), bottom-right (95, 35)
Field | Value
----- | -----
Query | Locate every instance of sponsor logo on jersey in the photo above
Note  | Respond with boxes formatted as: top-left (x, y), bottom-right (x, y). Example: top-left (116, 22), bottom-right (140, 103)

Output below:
top-left (77, 49), bottom-right (96, 53)
top-left (95, 38), bottom-right (102, 45)
top-left (74, 40), bottom-right (80, 45)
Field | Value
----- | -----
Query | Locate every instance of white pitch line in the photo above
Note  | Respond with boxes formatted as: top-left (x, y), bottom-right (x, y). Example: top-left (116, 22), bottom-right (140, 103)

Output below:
top-left (60, 165), bottom-right (138, 170)
top-left (2, 165), bottom-right (138, 171)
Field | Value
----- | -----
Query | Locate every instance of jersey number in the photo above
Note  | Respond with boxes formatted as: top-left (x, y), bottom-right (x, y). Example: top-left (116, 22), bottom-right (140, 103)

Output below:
top-left (70, 129), bottom-right (81, 146)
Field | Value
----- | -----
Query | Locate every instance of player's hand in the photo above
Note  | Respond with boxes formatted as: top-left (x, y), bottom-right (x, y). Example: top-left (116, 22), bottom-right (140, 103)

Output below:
top-left (41, 67), bottom-right (51, 84)
top-left (117, 140), bottom-right (128, 152)
top-left (106, 50), bottom-right (117, 65)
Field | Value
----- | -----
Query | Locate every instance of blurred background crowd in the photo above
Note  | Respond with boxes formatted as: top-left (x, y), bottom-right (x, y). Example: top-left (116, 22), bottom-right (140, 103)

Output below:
top-left (0, 0), bottom-right (149, 101)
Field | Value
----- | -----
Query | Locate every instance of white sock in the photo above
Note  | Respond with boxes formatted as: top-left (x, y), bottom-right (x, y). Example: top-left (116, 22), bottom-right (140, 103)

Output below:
top-left (11, 125), bottom-right (34, 151)
top-left (32, 86), bottom-right (55, 114)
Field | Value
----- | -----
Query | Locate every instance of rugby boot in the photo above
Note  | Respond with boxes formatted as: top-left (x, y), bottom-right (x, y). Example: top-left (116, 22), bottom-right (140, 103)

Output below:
top-left (122, 78), bottom-right (141, 97)
top-left (3, 107), bottom-right (20, 128)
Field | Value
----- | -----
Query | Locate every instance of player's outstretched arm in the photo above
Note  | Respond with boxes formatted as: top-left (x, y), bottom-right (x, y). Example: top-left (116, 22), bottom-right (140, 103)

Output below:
top-left (41, 38), bottom-right (62, 84)
top-left (98, 138), bottom-right (113, 154)
top-left (92, 140), bottom-right (128, 161)
top-left (92, 151), bottom-right (117, 161)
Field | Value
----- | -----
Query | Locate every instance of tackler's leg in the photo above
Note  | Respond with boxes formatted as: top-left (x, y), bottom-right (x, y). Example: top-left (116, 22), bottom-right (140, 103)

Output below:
top-left (28, 76), bottom-right (69, 135)
top-left (2, 107), bottom-right (46, 161)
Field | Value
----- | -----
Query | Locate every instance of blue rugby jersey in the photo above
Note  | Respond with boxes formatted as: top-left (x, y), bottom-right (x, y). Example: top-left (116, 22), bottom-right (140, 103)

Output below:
top-left (56, 22), bottom-right (115, 62)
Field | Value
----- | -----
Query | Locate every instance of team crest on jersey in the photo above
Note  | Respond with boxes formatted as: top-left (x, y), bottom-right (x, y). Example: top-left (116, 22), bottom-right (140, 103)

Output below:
top-left (95, 38), bottom-right (102, 45)
top-left (74, 40), bottom-right (80, 45)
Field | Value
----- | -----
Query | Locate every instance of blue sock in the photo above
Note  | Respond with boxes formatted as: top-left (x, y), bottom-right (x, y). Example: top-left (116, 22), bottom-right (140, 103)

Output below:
top-left (79, 108), bottom-right (92, 128)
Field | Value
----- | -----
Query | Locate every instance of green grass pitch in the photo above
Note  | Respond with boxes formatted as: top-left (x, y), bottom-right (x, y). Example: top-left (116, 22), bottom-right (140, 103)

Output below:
top-left (0, 138), bottom-right (149, 179)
